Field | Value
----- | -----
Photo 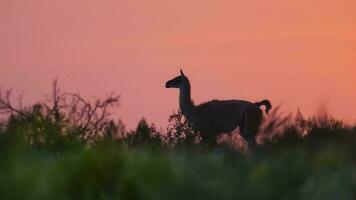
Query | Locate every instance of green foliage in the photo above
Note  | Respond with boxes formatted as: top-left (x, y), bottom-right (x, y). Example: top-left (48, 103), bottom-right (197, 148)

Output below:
top-left (1, 82), bottom-right (356, 199)
top-left (0, 139), bottom-right (356, 200)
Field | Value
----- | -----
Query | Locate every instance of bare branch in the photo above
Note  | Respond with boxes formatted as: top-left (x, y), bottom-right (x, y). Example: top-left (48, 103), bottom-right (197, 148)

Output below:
top-left (0, 88), bottom-right (24, 115)
top-left (1, 79), bottom-right (121, 142)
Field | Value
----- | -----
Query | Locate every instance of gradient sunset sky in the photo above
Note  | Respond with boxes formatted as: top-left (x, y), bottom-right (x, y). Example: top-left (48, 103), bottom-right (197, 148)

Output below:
top-left (1, 0), bottom-right (355, 128)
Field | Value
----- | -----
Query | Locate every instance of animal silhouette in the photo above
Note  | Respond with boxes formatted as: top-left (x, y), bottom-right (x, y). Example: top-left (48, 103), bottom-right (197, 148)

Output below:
top-left (165, 70), bottom-right (271, 149)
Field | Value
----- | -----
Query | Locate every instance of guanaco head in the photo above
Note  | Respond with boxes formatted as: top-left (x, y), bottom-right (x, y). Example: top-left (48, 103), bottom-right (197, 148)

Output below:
top-left (165, 69), bottom-right (189, 89)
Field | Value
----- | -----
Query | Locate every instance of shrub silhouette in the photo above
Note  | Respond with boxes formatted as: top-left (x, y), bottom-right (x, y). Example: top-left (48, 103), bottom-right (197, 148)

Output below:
top-left (162, 110), bottom-right (200, 147)
top-left (1, 80), bottom-right (355, 153)
top-left (124, 118), bottom-right (161, 147)
top-left (0, 79), bottom-right (120, 150)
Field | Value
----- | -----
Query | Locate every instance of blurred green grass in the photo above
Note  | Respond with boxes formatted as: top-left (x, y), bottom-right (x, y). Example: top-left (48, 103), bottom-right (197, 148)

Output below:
top-left (1, 136), bottom-right (356, 200)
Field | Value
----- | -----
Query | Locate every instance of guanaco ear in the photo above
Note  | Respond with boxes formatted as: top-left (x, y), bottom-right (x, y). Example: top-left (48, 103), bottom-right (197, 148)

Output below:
top-left (180, 69), bottom-right (185, 77)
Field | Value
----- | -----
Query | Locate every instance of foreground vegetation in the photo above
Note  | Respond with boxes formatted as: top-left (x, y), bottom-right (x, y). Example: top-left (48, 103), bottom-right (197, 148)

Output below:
top-left (0, 82), bottom-right (355, 200)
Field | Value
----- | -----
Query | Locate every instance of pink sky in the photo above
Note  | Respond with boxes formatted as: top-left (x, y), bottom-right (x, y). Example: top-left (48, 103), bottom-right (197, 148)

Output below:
top-left (1, 0), bottom-right (355, 129)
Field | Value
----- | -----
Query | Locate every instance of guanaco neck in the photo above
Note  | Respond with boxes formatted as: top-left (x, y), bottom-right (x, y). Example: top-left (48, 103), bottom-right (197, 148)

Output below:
top-left (179, 79), bottom-right (196, 122)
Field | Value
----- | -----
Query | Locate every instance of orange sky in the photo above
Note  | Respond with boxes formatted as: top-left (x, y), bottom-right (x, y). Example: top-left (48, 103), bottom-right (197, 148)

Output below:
top-left (1, 0), bottom-right (355, 128)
